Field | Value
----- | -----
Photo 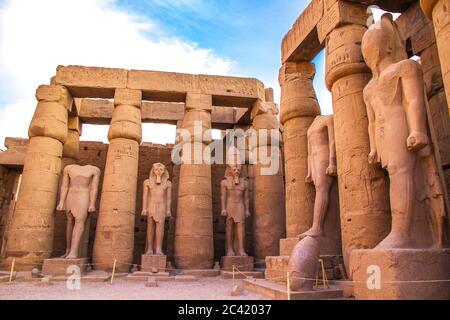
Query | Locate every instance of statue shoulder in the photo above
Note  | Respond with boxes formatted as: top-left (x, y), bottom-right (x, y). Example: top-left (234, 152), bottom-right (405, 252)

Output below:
top-left (396, 59), bottom-right (422, 79)
top-left (166, 180), bottom-right (172, 188)
top-left (221, 179), bottom-right (229, 188)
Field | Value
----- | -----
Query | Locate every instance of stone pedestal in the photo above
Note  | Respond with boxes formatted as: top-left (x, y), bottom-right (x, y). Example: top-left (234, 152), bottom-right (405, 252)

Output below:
top-left (350, 249), bottom-right (450, 300)
top-left (221, 256), bottom-right (254, 272)
top-left (42, 258), bottom-right (88, 276)
top-left (141, 255), bottom-right (167, 273)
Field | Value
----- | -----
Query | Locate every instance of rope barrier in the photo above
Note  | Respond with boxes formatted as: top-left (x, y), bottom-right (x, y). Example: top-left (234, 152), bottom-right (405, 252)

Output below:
top-left (286, 272), bottom-right (291, 301)
top-left (8, 258), bottom-right (15, 284)
top-left (110, 260), bottom-right (117, 285)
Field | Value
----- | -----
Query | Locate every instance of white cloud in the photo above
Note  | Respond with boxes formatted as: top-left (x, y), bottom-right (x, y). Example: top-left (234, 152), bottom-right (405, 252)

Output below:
top-left (0, 0), bottom-right (234, 149)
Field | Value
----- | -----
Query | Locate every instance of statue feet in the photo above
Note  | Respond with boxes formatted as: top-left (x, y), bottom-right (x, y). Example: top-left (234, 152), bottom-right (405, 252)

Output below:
top-left (298, 228), bottom-right (323, 240)
top-left (155, 251), bottom-right (165, 256)
top-left (375, 232), bottom-right (411, 249)
top-left (226, 250), bottom-right (235, 257)
top-left (65, 253), bottom-right (79, 260)
top-left (59, 251), bottom-right (70, 259)
top-left (238, 251), bottom-right (248, 257)
top-left (145, 249), bottom-right (154, 255)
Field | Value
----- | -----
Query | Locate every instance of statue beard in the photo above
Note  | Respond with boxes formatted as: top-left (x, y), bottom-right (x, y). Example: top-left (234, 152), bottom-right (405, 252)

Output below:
top-left (156, 175), bottom-right (162, 184)
top-left (233, 175), bottom-right (240, 185)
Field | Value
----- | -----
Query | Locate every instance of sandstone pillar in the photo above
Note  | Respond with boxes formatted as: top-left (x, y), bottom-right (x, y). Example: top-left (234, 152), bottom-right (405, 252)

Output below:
top-left (174, 93), bottom-right (214, 269)
top-left (325, 24), bottom-right (391, 269)
top-left (2, 85), bottom-right (71, 270)
top-left (92, 89), bottom-right (142, 272)
top-left (251, 92), bottom-right (286, 267)
top-left (421, 0), bottom-right (450, 110)
top-left (279, 61), bottom-right (321, 238)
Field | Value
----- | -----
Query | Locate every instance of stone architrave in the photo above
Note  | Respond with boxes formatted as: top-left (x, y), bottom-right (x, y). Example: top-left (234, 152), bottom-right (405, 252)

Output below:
top-left (2, 85), bottom-right (71, 271)
top-left (56, 165), bottom-right (100, 259)
top-left (92, 89), bottom-right (142, 272)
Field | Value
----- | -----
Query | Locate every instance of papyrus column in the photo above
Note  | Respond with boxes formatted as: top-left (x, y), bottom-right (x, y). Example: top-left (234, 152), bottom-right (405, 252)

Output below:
top-left (93, 89), bottom-right (142, 272)
top-left (251, 92), bottom-right (286, 267)
top-left (279, 61), bottom-right (321, 238)
top-left (174, 93), bottom-right (214, 269)
top-left (325, 24), bottom-right (391, 269)
top-left (421, 0), bottom-right (450, 109)
top-left (2, 85), bottom-right (71, 270)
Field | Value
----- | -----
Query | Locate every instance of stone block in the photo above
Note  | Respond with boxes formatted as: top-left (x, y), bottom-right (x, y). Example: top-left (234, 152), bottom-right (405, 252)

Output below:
top-left (350, 249), bottom-right (450, 300)
top-left (114, 88), bottom-right (142, 107)
top-left (42, 258), bottom-right (88, 276)
top-left (280, 238), bottom-right (299, 256)
top-left (243, 279), bottom-right (343, 300)
top-left (186, 93), bottom-right (212, 111)
top-left (141, 255), bottom-right (167, 273)
top-left (317, 0), bottom-right (368, 43)
top-left (174, 275), bottom-right (198, 282)
top-left (36, 85), bottom-right (72, 109)
top-left (221, 256), bottom-right (254, 272)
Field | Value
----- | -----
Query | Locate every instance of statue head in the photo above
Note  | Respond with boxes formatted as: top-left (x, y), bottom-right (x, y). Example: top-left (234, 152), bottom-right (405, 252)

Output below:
top-left (362, 13), bottom-right (407, 73)
top-left (226, 164), bottom-right (242, 185)
top-left (150, 163), bottom-right (169, 185)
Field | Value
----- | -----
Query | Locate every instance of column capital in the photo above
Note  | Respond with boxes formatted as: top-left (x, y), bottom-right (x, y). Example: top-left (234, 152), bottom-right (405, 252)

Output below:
top-left (279, 61), bottom-right (316, 87)
top-left (186, 92), bottom-right (212, 111)
top-left (36, 85), bottom-right (72, 110)
top-left (420, 0), bottom-right (439, 19)
top-left (114, 88), bottom-right (142, 108)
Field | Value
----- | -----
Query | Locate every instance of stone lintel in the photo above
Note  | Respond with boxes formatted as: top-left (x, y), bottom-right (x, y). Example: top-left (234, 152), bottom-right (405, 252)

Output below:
top-left (55, 66), bottom-right (265, 108)
top-left (281, 0), bottom-right (324, 63)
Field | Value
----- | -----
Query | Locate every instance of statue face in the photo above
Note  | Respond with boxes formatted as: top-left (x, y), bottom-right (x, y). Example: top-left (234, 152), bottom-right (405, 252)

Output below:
top-left (230, 165), bottom-right (241, 185)
top-left (152, 163), bottom-right (166, 184)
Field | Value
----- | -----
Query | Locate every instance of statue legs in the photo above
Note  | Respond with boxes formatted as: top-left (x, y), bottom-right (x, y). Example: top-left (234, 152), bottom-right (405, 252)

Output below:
top-left (146, 218), bottom-right (165, 255)
top-left (377, 164), bottom-right (415, 249)
top-left (61, 212), bottom-right (74, 258)
top-left (235, 222), bottom-right (247, 257)
top-left (226, 219), bottom-right (235, 256)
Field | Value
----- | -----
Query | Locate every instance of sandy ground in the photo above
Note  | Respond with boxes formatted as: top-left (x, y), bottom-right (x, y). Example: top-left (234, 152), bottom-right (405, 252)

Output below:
top-left (0, 278), bottom-right (269, 300)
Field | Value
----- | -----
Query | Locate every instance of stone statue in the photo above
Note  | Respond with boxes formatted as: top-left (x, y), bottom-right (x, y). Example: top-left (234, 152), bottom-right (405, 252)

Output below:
top-left (221, 162), bottom-right (251, 257)
top-left (56, 165), bottom-right (101, 259)
top-left (362, 13), bottom-right (449, 249)
top-left (300, 115), bottom-right (337, 239)
top-left (141, 163), bottom-right (172, 256)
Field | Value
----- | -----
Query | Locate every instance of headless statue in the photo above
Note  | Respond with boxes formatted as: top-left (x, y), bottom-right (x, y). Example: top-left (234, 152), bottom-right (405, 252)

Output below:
top-left (221, 163), bottom-right (251, 257)
top-left (56, 165), bottom-right (101, 259)
top-left (141, 163), bottom-right (172, 256)
top-left (300, 115), bottom-right (337, 239)
top-left (362, 14), bottom-right (449, 249)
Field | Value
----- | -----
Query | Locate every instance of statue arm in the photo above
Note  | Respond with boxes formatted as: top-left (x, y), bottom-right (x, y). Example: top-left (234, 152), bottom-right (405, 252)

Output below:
top-left (327, 117), bottom-right (337, 173)
top-left (220, 180), bottom-right (227, 217)
top-left (88, 168), bottom-right (100, 212)
top-left (306, 132), bottom-right (312, 183)
top-left (402, 61), bottom-right (429, 152)
top-left (166, 182), bottom-right (172, 217)
top-left (142, 181), bottom-right (149, 216)
top-left (57, 166), bottom-right (70, 211)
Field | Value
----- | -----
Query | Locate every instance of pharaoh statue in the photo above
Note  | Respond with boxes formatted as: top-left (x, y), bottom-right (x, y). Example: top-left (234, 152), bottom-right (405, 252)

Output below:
top-left (288, 115), bottom-right (338, 291)
top-left (362, 13), bottom-right (449, 249)
top-left (220, 147), bottom-right (251, 257)
top-left (300, 115), bottom-right (337, 239)
top-left (56, 165), bottom-right (101, 259)
top-left (141, 163), bottom-right (172, 256)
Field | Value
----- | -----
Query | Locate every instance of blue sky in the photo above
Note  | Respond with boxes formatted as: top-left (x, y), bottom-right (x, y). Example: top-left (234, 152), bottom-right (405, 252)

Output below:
top-left (0, 0), bottom-right (330, 146)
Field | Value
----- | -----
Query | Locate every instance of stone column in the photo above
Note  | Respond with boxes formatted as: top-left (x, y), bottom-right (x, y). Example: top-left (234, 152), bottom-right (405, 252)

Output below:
top-left (92, 89), bottom-right (142, 272)
top-left (251, 92), bottom-right (286, 267)
top-left (52, 116), bottom-right (84, 257)
top-left (174, 93), bottom-right (214, 269)
top-left (325, 24), bottom-right (391, 269)
top-left (421, 0), bottom-right (450, 109)
top-left (279, 61), bottom-right (321, 238)
top-left (2, 85), bottom-right (71, 270)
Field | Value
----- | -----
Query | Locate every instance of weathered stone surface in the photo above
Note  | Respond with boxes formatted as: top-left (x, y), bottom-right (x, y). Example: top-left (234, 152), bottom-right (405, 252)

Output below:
top-left (351, 249), bottom-right (450, 300)
top-left (42, 258), bottom-right (88, 276)
top-left (221, 256), bottom-right (254, 272)
top-left (281, 0), bottom-right (324, 63)
top-left (141, 255), bottom-right (167, 273)
top-left (421, 44), bottom-right (444, 97)
top-left (55, 66), bottom-right (128, 99)
top-left (243, 278), bottom-right (343, 300)
top-left (318, 0), bottom-right (368, 43)
top-left (348, 0), bottom-right (416, 12)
